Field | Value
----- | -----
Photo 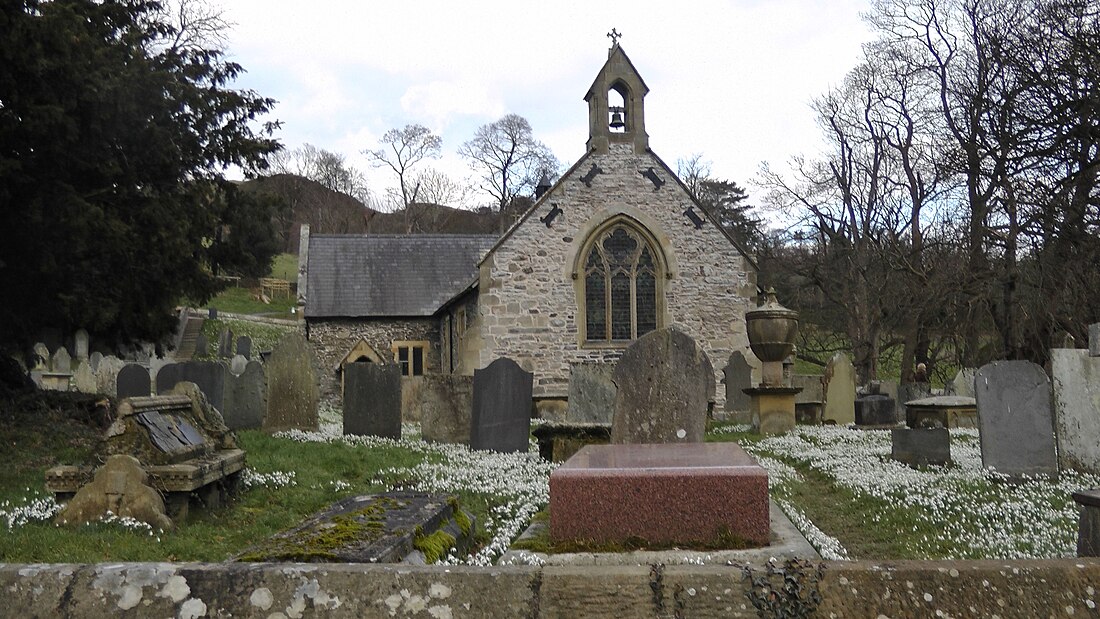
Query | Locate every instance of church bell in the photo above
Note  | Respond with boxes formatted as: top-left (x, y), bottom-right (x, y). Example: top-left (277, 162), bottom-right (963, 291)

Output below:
top-left (609, 106), bottom-right (625, 129)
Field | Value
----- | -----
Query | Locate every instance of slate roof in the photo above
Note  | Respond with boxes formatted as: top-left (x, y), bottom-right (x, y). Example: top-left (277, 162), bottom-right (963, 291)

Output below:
top-left (305, 234), bottom-right (497, 318)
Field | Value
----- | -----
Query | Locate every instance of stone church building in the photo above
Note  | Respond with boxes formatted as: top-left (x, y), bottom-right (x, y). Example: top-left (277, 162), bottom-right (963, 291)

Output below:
top-left (299, 44), bottom-right (759, 413)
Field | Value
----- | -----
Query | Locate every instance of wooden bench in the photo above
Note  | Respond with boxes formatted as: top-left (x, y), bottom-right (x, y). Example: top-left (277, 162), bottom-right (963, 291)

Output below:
top-left (46, 392), bottom-right (246, 520)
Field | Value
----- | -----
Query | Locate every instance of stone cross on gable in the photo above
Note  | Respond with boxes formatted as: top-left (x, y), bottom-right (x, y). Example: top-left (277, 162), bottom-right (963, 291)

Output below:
top-left (607, 28), bottom-right (622, 47)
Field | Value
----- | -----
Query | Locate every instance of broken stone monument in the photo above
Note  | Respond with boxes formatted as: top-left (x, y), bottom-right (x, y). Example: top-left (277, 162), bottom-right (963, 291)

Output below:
top-left (54, 454), bottom-right (174, 531)
top-left (611, 327), bottom-right (712, 444)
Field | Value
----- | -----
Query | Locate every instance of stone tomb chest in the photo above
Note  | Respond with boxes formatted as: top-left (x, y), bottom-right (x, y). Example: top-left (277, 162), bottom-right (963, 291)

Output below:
top-left (905, 395), bottom-right (978, 429)
top-left (550, 442), bottom-right (769, 547)
top-left (46, 387), bottom-right (245, 520)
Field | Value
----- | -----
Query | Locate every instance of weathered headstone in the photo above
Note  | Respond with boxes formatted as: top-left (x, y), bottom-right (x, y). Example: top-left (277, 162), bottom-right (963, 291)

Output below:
top-left (855, 395), bottom-right (896, 426)
top-left (32, 343), bottom-right (49, 370)
top-left (51, 346), bottom-right (72, 373)
top-left (223, 360), bottom-right (266, 430)
top-left (975, 360), bottom-right (1057, 477)
top-left (194, 334), bottom-right (209, 358)
top-left (793, 374), bottom-right (825, 424)
top-left (217, 328), bottom-right (233, 358)
top-left (420, 375), bottom-right (474, 445)
top-left (1090, 323), bottom-right (1100, 358)
top-left (116, 364), bottom-right (152, 399)
top-left (722, 351), bottom-right (754, 417)
top-left (897, 382), bottom-right (932, 422)
top-left (94, 355), bottom-right (125, 397)
top-left (230, 354), bottom-right (248, 376)
top-left (156, 361), bottom-right (228, 413)
top-left (566, 362), bottom-right (617, 424)
top-left (71, 361), bottom-right (97, 394)
top-left (891, 428), bottom-right (950, 467)
top-left (947, 368), bottom-right (977, 398)
top-left (54, 455), bottom-right (173, 531)
top-left (88, 351), bottom-right (103, 373)
top-left (265, 332), bottom-right (319, 432)
top-left (343, 363), bottom-right (402, 439)
top-left (470, 357), bottom-right (533, 453)
top-left (74, 329), bottom-right (90, 360)
top-left (610, 327), bottom-right (712, 444)
top-left (822, 353), bottom-right (856, 425)
top-left (236, 336), bottom-right (252, 360)
top-left (1052, 349), bottom-right (1100, 474)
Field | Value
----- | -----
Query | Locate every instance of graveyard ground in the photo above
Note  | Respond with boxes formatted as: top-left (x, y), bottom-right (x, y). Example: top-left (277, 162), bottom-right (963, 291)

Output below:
top-left (1, 393), bottom-right (1094, 565)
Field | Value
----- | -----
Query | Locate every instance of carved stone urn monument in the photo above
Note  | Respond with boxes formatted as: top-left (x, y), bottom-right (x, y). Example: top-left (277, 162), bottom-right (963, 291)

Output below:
top-left (744, 288), bottom-right (802, 434)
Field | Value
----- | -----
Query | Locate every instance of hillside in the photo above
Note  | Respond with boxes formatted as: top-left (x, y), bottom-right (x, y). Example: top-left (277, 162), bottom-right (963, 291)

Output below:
top-left (241, 174), bottom-right (501, 252)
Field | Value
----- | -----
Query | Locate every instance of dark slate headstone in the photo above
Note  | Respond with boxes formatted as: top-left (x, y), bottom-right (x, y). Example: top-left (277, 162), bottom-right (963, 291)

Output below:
top-left (343, 363), bottom-right (402, 439)
top-left (223, 360), bottom-right (266, 430)
top-left (194, 334), bottom-right (209, 358)
top-left (420, 375), bottom-right (473, 445)
top-left (611, 327), bottom-right (713, 444)
top-left (566, 362), bottom-right (616, 424)
top-left (156, 361), bottom-right (228, 412)
top-left (236, 336), bottom-right (252, 360)
top-left (722, 351), bottom-right (753, 413)
top-left (470, 358), bottom-right (533, 453)
top-left (217, 328), bottom-right (233, 358)
top-left (116, 364), bottom-right (152, 399)
top-left (855, 395), bottom-right (897, 426)
top-left (975, 360), bottom-right (1058, 477)
top-left (891, 428), bottom-right (950, 467)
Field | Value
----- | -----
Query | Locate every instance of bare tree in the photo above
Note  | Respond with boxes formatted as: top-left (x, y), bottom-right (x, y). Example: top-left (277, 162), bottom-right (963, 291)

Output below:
top-left (268, 144), bottom-right (370, 204)
top-left (458, 114), bottom-right (560, 228)
top-left (365, 124), bottom-right (442, 233)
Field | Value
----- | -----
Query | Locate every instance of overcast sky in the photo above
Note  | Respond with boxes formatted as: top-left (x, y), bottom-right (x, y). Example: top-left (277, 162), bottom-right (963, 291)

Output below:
top-left (223, 1), bottom-right (876, 210)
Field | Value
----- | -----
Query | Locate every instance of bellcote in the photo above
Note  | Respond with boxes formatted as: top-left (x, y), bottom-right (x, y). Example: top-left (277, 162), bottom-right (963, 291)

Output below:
top-left (585, 44), bottom-right (650, 155)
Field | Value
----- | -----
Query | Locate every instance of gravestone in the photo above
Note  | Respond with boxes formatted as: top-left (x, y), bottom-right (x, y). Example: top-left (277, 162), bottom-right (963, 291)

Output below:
top-left (74, 329), bottom-right (89, 360)
top-left (897, 382), bottom-right (932, 422)
top-left (855, 395), bottom-right (896, 426)
top-left (947, 368), bottom-right (977, 398)
top-left (822, 353), bottom-right (856, 425)
top-left (1052, 349), bottom-right (1100, 474)
top-left (223, 360), bottom-right (266, 430)
top-left (230, 354), bottom-right (248, 376)
top-left (236, 336), bottom-right (252, 360)
top-left (51, 347), bottom-right (72, 373)
top-left (1091, 323), bottom-right (1100, 357)
top-left (420, 375), bottom-right (474, 445)
top-left (32, 343), bottom-right (49, 370)
top-left (722, 351), bottom-right (753, 418)
top-left (72, 361), bottom-right (97, 394)
top-left (975, 360), bottom-right (1057, 477)
top-left (343, 362), bottom-right (402, 439)
top-left (95, 356), bottom-right (126, 397)
top-left (156, 361), bottom-right (228, 413)
top-left (88, 351), bottom-right (103, 373)
top-left (116, 364), bottom-right (152, 399)
top-left (470, 357), bottom-right (533, 453)
top-left (566, 362), bottom-right (617, 424)
top-left (217, 328), bottom-right (233, 358)
top-left (265, 332), bottom-right (319, 432)
top-left (610, 327), bottom-right (712, 444)
top-left (793, 374), bottom-right (825, 424)
top-left (891, 428), bottom-right (950, 467)
top-left (194, 334), bottom-right (209, 358)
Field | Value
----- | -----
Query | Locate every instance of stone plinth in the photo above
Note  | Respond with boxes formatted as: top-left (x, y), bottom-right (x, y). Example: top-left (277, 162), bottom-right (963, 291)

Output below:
top-left (745, 386), bottom-right (800, 435)
top-left (891, 428), bottom-right (950, 467)
top-left (905, 395), bottom-right (977, 429)
top-left (549, 443), bottom-right (769, 547)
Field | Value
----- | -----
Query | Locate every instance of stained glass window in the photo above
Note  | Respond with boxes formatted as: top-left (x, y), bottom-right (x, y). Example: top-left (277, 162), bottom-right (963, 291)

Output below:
top-left (581, 223), bottom-right (662, 343)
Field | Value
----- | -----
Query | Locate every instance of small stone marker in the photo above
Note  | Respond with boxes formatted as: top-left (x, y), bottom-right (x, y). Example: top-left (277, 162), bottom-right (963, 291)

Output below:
top-left (891, 428), bottom-right (950, 467)
top-left (1052, 349), bottom-right (1100, 474)
top-left (217, 328), bottom-right (233, 358)
top-left (74, 329), bottom-right (89, 360)
top-left (223, 360), bottom-right (266, 430)
top-left (116, 364), bottom-right (152, 399)
top-left (855, 395), bottom-right (896, 426)
top-left (470, 357), bottom-right (533, 453)
top-left (51, 346), bottom-right (72, 373)
top-left (566, 362), bottom-right (617, 424)
top-left (236, 336), bottom-right (252, 360)
top-left (194, 333), bottom-right (209, 358)
top-left (265, 332), bottom-right (319, 432)
top-left (975, 360), bottom-right (1057, 477)
top-left (343, 362), bottom-right (402, 439)
top-left (722, 351), bottom-right (753, 415)
top-left (611, 328), bottom-right (712, 444)
top-left (1090, 323), bottom-right (1100, 357)
top-left (420, 375), bottom-right (473, 445)
top-left (822, 353), bottom-right (856, 425)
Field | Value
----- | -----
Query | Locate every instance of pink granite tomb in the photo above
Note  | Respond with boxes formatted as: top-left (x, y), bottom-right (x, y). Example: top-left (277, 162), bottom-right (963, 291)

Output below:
top-left (549, 442), bottom-right (770, 546)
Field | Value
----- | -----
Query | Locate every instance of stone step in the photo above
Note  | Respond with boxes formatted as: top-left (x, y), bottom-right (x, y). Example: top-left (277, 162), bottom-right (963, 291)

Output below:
top-left (174, 316), bottom-right (205, 361)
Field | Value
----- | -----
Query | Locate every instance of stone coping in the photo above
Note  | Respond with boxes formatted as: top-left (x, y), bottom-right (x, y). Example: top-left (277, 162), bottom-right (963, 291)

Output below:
top-left (906, 395), bottom-right (977, 407)
top-left (554, 442), bottom-right (761, 474)
top-left (3, 559), bottom-right (1100, 617)
top-left (1074, 488), bottom-right (1100, 508)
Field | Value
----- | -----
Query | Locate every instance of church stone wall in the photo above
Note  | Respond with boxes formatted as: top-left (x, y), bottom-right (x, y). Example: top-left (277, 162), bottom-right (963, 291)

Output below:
top-left (478, 144), bottom-right (756, 406)
top-left (306, 317), bottom-right (439, 403)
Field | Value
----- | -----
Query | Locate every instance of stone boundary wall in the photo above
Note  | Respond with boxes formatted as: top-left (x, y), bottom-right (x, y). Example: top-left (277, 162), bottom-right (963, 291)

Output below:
top-left (3, 559), bottom-right (1098, 618)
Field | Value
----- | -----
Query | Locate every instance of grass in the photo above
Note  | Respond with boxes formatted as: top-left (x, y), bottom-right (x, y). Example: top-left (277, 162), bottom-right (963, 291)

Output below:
top-left (270, 253), bottom-right (298, 281)
top-left (203, 286), bottom-right (296, 318)
top-left (197, 317), bottom-right (295, 359)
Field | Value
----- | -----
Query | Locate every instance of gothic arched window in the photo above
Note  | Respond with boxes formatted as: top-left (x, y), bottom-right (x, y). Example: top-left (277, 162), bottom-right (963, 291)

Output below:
top-left (581, 223), bottom-right (662, 343)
